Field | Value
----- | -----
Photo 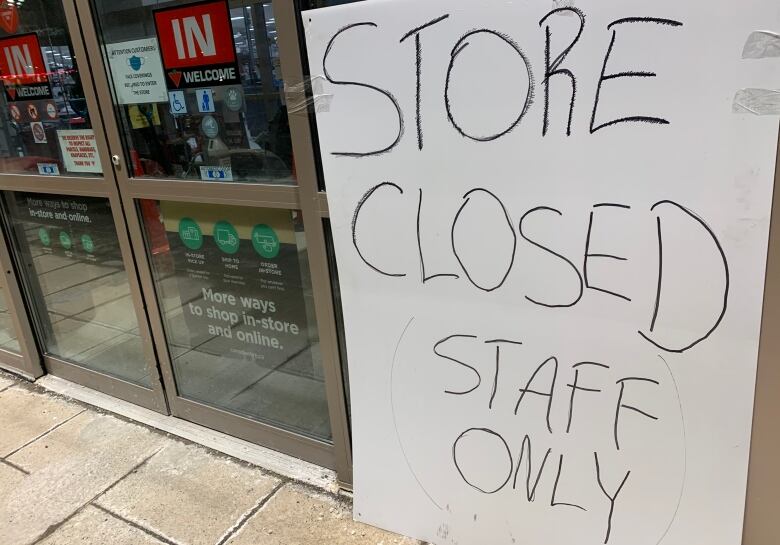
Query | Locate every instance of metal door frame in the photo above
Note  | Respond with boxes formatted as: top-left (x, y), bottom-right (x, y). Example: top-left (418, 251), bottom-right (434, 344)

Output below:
top-left (75, 0), bottom-right (352, 479)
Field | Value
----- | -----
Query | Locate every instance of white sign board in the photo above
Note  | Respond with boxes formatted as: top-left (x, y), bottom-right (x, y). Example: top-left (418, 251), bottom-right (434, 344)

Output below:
top-left (304, 1), bottom-right (779, 544)
top-left (36, 163), bottom-right (59, 176)
top-left (106, 38), bottom-right (168, 104)
top-left (200, 165), bottom-right (233, 181)
top-left (57, 130), bottom-right (102, 174)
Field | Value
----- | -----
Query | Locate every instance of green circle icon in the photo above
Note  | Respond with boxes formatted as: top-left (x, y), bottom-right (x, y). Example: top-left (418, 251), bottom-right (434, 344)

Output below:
top-left (225, 86), bottom-right (243, 111)
top-left (251, 224), bottom-right (279, 258)
top-left (81, 234), bottom-right (94, 253)
top-left (59, 231), bottom-right (72, 250)
top-left (213, 220), bottom-right (239, 254)
top-left (38, 228), bottom-right (50, 247)
top-left (178, 217), bottom-right (203, 250)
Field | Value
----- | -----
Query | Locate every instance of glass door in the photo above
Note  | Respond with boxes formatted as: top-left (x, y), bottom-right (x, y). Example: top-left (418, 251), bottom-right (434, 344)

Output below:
top-left (0, 226), bottom-right (41, 379)
top-left (0, 0), bottom-right (167, 412)
top-left (81, 0), bottom-right (351, 474)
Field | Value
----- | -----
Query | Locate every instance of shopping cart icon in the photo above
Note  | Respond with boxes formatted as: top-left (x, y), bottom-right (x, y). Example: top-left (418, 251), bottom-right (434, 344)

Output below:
top-left (216, 228), bottom-right (237, 247)
top-left (253, 233), bottom-right (276, 253)
top-left (181, 226), bottom-right (200, 242)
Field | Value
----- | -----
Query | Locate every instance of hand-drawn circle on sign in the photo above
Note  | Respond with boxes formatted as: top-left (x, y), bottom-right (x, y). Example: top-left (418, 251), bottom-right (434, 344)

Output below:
top-left (451, 188), bottom-right (517, 292)
top-left (389, 314), bottom-right (687, 545)
top-left (444, 29), bottom-right (534, 142)
top-left (452, 428), bottom-right (513, 494)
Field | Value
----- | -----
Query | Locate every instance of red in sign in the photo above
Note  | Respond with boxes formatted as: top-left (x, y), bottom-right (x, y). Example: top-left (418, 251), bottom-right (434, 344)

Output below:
top-left (0, 32), bottom-right (52, 101)
top-left (0, 33), bottom-right (46, 86)
top-left (154, 0), bottom-right (240, 89)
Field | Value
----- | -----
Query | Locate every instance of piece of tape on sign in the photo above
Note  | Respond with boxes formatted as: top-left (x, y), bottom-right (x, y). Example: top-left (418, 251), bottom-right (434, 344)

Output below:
top-left (742, 30), bottom-right (780, 59)
top-left (285, 75), bottom-right (333, 115)
top-left (551, 0), bottom-right (576, 16)
top-left (733, 88), bottom-right (780, 115)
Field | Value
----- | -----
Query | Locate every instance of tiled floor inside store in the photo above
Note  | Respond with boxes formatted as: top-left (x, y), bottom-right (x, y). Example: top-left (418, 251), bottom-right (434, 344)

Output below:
top-left (0, 371), bottom-right (419, 545)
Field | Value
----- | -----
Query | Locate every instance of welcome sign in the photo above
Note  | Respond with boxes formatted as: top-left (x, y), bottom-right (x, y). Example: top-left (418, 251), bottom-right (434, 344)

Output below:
top-left (304, 1), bottom-right (779, 544)
top-left (154, 0), bottom-right (240, 89)
top-left (0, 32), bottom-right (52, 101)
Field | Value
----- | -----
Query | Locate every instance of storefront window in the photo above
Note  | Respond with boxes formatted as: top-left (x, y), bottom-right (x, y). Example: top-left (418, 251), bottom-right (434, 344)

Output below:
top-left (4, 192), bottom-right (150, 386)
top-left (0, 0), bottom-right (101, 177)
top-left (140, 200), bottom-right (331, 441)
top-left (0, 285), bottom-right (19, 353)
top-left (93, 0), bottom-right (294, 185)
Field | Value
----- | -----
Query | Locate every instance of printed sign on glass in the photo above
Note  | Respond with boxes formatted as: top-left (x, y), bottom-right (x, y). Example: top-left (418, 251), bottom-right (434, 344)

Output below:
top-left (57, 129), bottom-right (103, 174)
top-left (45, 101), bottom-right (57, 119)
top-left (154, 0), bottom-right (240, 89)
top-left (168, 90), bottom-right (187, 114)
top-left (106, 37), bottom-right (168, 104)
top-left (199, 165), bottom-right (232, 181)
top-left (26, 103), bottom-right (39, 121)
top-left (31, 121), bottom-right (46, 143)
top-left (37, 163), bottom-right (59, 176)
top-left (0, 4), bottom-right (19, 34)
top-left (196, 88), bottom-right (215, 112)
top-left (0, 33), bottom-right (52, 101)
top-left (157, 203), bottom-right (317, 424)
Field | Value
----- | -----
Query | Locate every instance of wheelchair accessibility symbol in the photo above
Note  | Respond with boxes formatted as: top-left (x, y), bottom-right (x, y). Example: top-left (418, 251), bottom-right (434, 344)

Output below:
top-left (168, 90), bottom-right (187, 114)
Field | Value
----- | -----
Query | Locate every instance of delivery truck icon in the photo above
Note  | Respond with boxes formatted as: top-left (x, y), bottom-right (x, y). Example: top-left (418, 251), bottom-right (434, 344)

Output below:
top-left (214, 220), bottom-right (240, 254)
top-left (216, 228), bottom-right (237, 247)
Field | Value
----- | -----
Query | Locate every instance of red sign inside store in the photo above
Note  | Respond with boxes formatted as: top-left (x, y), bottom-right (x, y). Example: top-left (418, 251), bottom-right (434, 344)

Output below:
top-left (154, 0), bottom-right (240, 89)
top-left (0, 4), bottom-right (19, 34)
top-left (0, 32), bottom-right (52, 101)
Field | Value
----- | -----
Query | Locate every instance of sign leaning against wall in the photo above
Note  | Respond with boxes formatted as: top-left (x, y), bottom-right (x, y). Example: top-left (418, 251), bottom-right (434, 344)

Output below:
top-left (304, 1), bottom-right (780, 544)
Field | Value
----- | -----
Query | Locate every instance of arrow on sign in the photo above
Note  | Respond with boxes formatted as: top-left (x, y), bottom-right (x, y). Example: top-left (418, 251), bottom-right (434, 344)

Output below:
top-left (0, 5), bottom-right (18, 34)
top-left (168, 70), bottom-right (182, 88)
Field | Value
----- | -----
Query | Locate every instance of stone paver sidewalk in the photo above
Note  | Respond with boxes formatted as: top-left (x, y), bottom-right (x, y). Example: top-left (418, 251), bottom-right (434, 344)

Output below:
top-left (0, 373), bottom-right (419, 545)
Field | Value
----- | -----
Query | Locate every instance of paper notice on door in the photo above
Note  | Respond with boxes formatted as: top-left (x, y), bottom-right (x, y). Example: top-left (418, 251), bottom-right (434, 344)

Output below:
top-left (57, 129), bottom-right (103, 174)
top-left (106, 37), bottom-right (168, 104)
